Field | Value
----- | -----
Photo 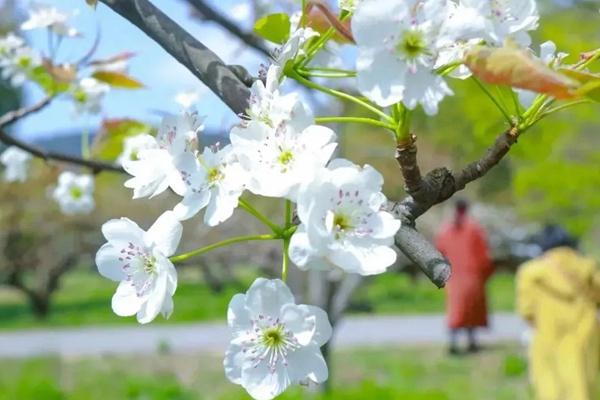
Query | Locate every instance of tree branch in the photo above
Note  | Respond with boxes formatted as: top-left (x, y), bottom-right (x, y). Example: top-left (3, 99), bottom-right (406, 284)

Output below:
top-left (0, 129), bottom-right (124, 174)
top-left (395, 134), bottom-right (424, 200)
top-left (185, 0), bottom-right (271, 57)
top-left (390, 127), bottom-right (520, 288)
top-left (99, 0), bottom-right (252, 115)
top-left (0, 97), bottom-right (124, 174)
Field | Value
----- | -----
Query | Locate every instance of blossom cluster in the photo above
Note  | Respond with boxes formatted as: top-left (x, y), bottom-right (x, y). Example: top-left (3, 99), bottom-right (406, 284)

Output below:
top-left (352, 0), bottom-right (539, 114)
top-left (1, 1), bottom-right (561, 399)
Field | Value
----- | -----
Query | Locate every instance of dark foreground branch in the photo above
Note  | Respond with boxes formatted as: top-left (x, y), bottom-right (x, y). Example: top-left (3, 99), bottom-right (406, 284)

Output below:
top-left (186, 0), bottom-right (271, 57)
top-left (99, 0), bottom-right (252, 115)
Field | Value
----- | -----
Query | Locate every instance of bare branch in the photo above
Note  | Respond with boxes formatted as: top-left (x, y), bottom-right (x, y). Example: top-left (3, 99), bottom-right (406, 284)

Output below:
top-left (0, 129), bottom-right (124, 174)
top-left (185, 0), bottom-right (271, 57)
top-left (0, 97), bottom-right (124, 174)
top-left (395, 134), bottom-right (424, 200)
top-left (0, 97), bottom-right (52, 127)
top-left (390, 127), bottom-right (519, 288)
top-left (99, 0), bottom-right (252, 115)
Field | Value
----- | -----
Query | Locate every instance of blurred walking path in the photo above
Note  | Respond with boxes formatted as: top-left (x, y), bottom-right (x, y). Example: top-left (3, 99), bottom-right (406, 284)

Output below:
top-left (0, 313), bottom-right (526, 358)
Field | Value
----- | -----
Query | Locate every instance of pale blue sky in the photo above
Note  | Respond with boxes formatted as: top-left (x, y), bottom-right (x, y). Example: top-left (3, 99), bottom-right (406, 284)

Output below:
top-left (15, 0), bottom-right (267, 139)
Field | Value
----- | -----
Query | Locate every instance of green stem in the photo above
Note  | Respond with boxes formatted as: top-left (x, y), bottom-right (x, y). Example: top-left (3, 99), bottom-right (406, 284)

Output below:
top-left (296, 69), bottom-right (356, 79)
top-left (170, 234), bottom-right (276, 264)
top-left (472, 77), bottom-right (512, 123)
top-left (538, 99), bottom-right (592, 119)
top-left (285, 199), bottom-right (292, 228)
top-left (81, 124), bottom-right (90, 159)
top-left (290, 69), bottom-right (393, 123)
top-left (315, 116), bottom-right (394, 129)
top-left (282, 238), bottom-right (290, 282)
top-left (239, 198), bottom-right (282, 234)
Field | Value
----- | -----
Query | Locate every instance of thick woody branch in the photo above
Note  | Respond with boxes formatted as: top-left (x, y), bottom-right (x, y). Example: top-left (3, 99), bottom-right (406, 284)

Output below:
top-left (390, 127), bottom-right (519, 288)
top-left (402, 128), bottom-right (519, 221)
top-left (186, 0), bottom-right (271, 57)
top-left (395, 134), bottom-right (424, 200)
top-left (99, 0), bottom-right (252, 115)
top-left (0, 97), bottom-right (124, 174)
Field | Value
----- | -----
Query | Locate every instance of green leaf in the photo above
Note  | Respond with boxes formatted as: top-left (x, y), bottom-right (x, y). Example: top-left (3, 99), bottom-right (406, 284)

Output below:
top-left (85, 0), bottom-right (98, 8)
top-left (560, 69), bottom-right (600, 102)
top-left (91, 71), bottom-right (144, 89)
top-left (575, 79), bottom-right (600, 102)
top-left (253, 13), bottom-right (290, 45)
top-left (92, 119), bottom-right (153, 161)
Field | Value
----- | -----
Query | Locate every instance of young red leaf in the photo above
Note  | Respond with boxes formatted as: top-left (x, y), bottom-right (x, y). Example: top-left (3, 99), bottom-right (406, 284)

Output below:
top-left (465, 43), bottom-right (579, 100)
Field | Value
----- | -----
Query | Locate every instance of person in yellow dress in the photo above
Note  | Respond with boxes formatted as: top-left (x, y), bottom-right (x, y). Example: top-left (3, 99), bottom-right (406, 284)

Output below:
top-left (517, 225), bottom-right (600, 400)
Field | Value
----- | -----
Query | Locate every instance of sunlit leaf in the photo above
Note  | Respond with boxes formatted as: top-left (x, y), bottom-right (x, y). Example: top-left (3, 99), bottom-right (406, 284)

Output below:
top-left (254, 13), bottom-right (290, 45)
top-left (465, 43), bottom-right (579, 100)
top-left (85, 0), bottom-right (98, 8)
top-left (92, 119), bottom-right (153, 161)
top-left (91, 71), bottom-right (144, 89)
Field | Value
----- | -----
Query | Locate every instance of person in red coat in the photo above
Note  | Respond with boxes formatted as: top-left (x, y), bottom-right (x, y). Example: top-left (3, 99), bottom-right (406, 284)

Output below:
top-left (435, 199), bottom-right (494, 354)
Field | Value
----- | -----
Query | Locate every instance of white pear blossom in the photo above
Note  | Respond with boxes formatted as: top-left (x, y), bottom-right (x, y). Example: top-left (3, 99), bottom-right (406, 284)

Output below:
top-left (247, 65), bottom-right (298, 127)
top-left (52, 171), bottom-right (95, 215)
top-left (21, 4), bottom-right (79, 37)
top-left (225, 278), bottom-right (331, 400)
top-left (124, 111), bottom-right (203, 199)
top-left (230, 103), bottom-right (337, 200)
top-left (289, 159), bottom-right (401, 275)
top-left (273, 27), bottom-right (319, 73)
top-left (454, 0), bottom-right (539, 47)
top-left (116, 134), bottom-right (158, 166)
top-left (353, 0), bottom-right (453, 114)
top-left (172, 145), bottom-right (247, 225)
top-left (0, 146), bottom-right (32, 182)
top-left (0, 33), bottom-right (41, 86)
top-left (70, 78), bottom-right (110, 115)
top-left (516, 41), bottom-right (567, 108)
top-left (95, 211), bottom-right (181, 324)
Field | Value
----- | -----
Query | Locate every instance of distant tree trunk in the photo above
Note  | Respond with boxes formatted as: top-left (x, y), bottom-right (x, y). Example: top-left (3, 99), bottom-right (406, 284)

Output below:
top-left (28, 292), bottom-right (50, 318)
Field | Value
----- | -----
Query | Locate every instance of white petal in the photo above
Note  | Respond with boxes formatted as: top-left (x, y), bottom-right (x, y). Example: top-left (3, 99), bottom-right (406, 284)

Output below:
top-left (101, 218), bottom-right (144, 244)
top-left (245, 278), bottom-right (295, 319)
top-left (95, 243), bottom-right (127, 282)
top-left (329, 243), bottom-right (396, 275)
top-left (365, 212), bottom-right (401, 239)
top-left (280, 303), bottom-right (315, 346)
top-left (204, 186), bottom-right (239, 226)
top-left (173, 190), bottom-right (211, 221)
top-left (111, 281), bottom-right (144, 317)
top-left (224, 344), bottom-right (245, 385)
top-left (286, 346), bottom-right (328, 384)
top-left (145, 211), bottom-right (182, 257)
top-left (298, 305), bottom-right (332, 347)
top-left (356, 48), bottom-right (407, 107)
top-left (227, 293), bottom-right (251, 331)
top-left (288, 227), bottom-right (315, 267)
top-left (136, 267), bottom-right (169, 324)
top-left (242, 361), bottom-right (290, 400)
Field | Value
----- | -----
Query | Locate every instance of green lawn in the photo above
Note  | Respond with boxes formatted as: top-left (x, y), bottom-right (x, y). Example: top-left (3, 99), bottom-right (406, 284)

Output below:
top-left (0, 267), bottom-right (516, 330)
top-left (0, 344), bottom-right (534, 400)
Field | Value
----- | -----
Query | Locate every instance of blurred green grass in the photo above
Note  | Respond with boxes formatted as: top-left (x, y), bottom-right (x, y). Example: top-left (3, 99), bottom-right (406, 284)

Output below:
top-left (0, 345), bottom-right (532, 400)
top-left (0, 268), bottom-right (515, 330)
